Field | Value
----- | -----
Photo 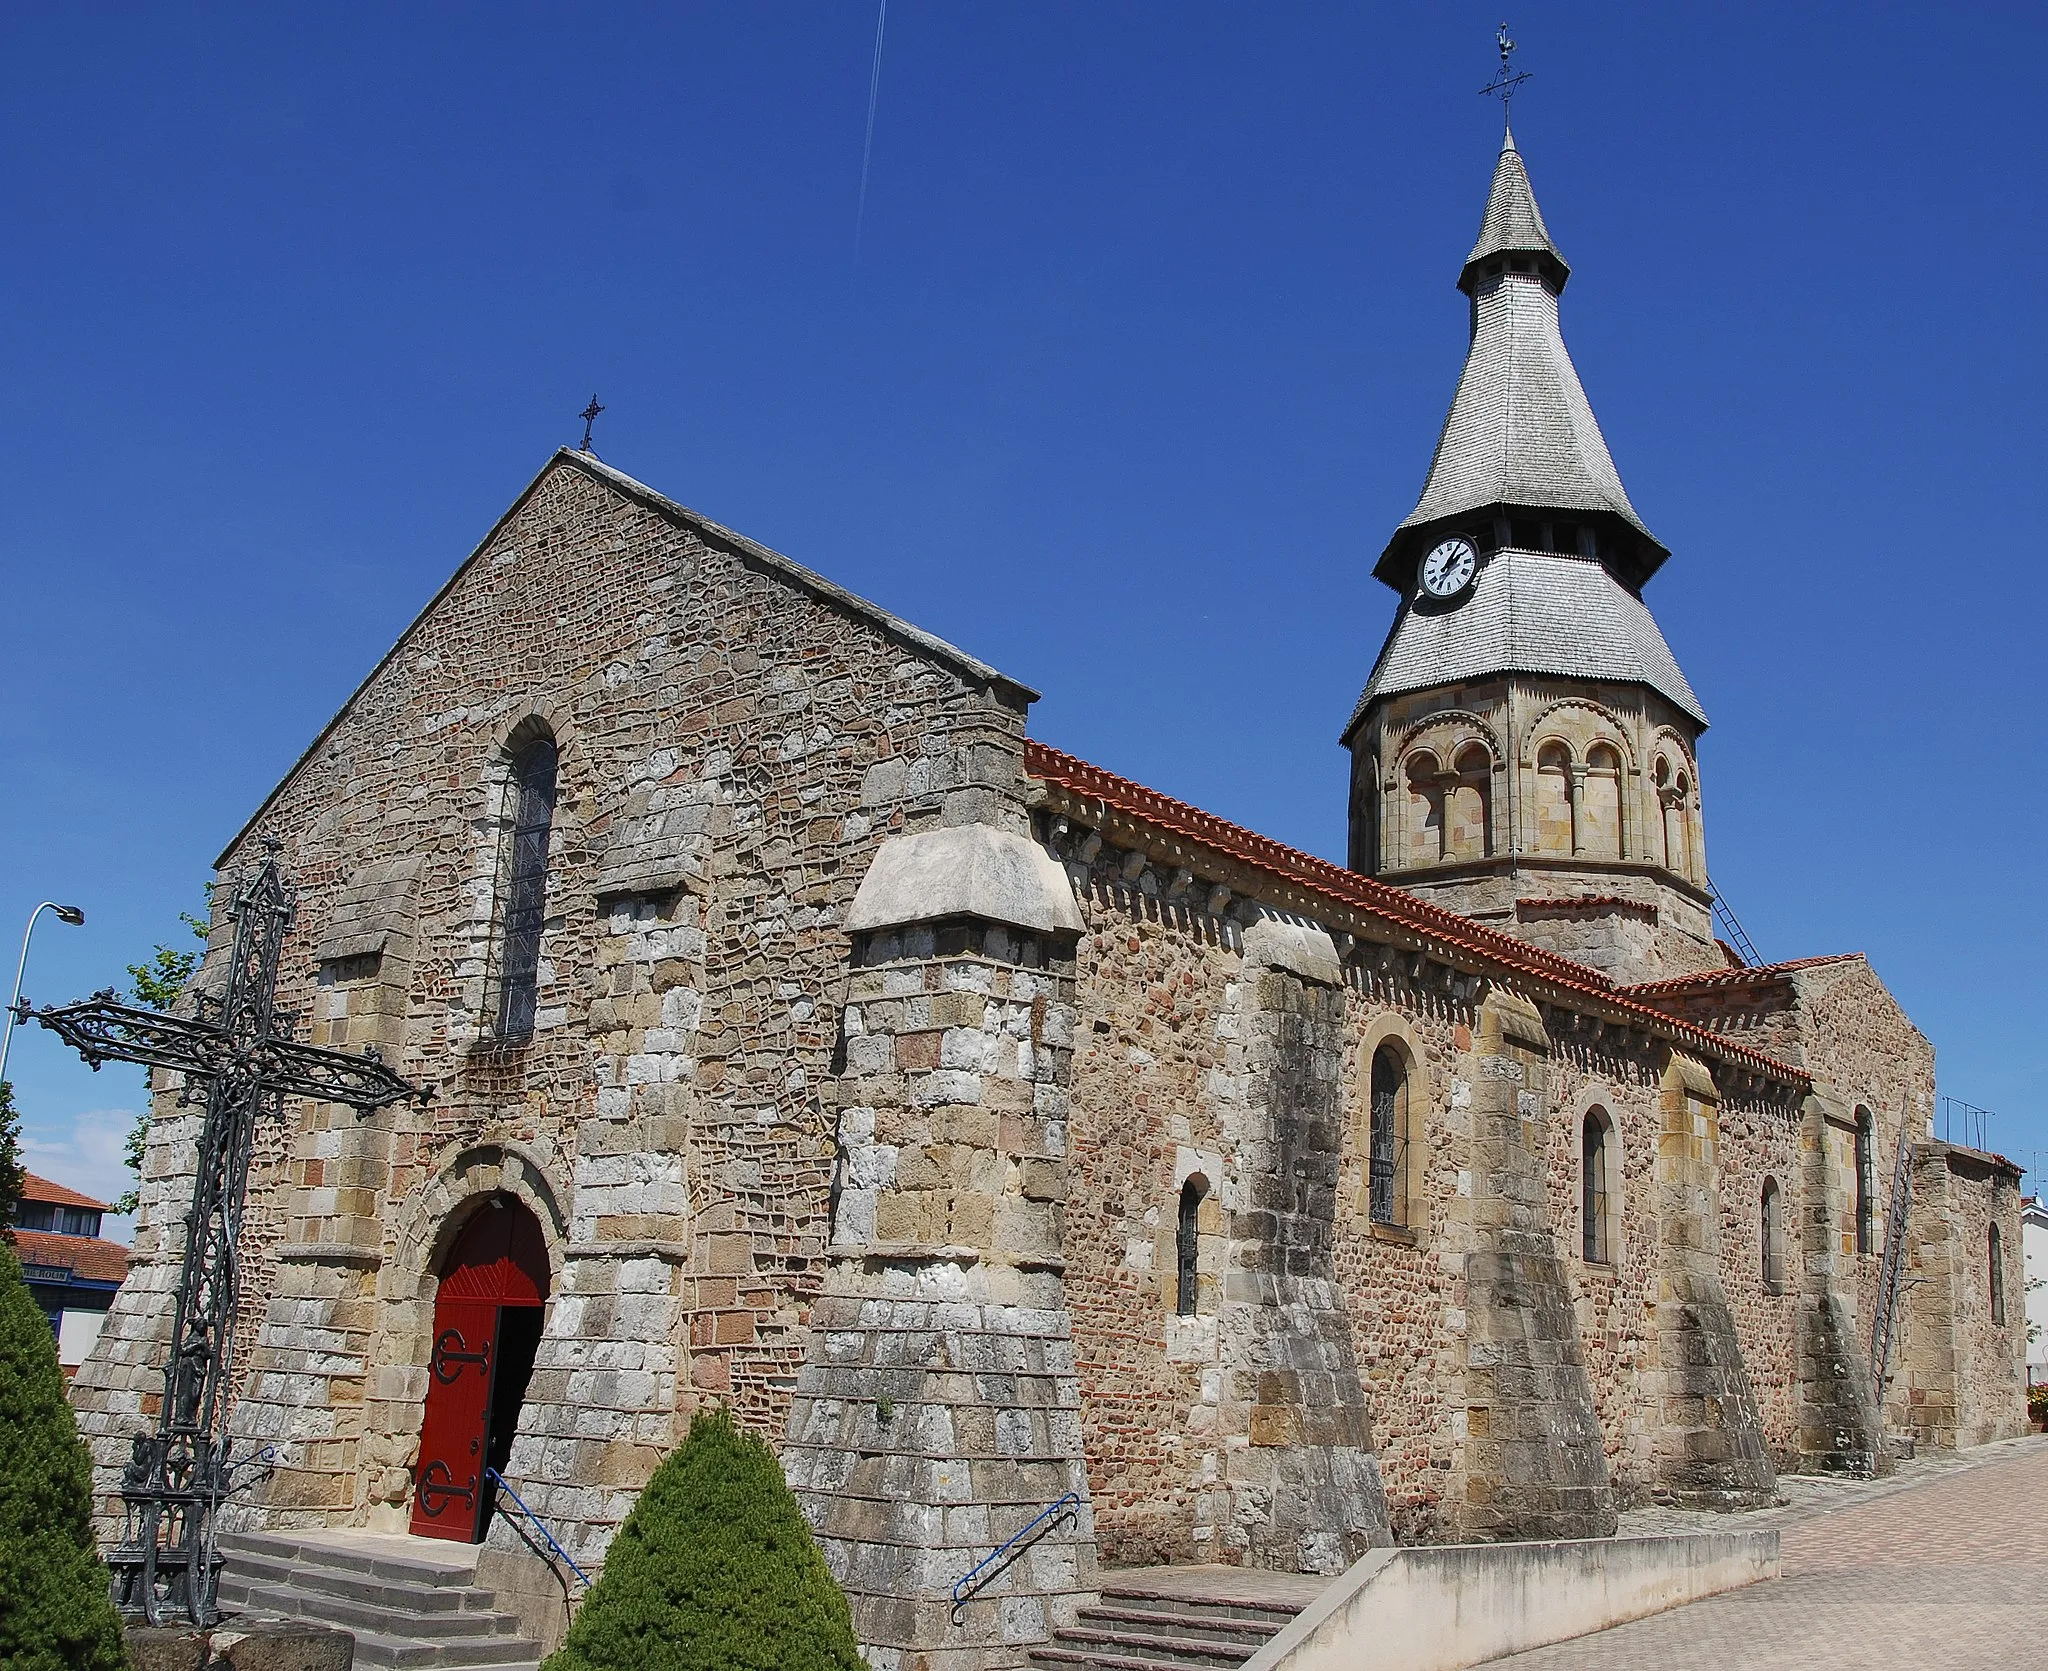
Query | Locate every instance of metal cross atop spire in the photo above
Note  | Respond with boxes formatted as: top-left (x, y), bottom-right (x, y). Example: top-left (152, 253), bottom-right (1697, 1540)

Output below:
top-left (1480, 22), bottom-right (1532, 124)
top-left (578, 394), bottom-right (606, 452)
top-left (18, 849), bottom-right (426, 1626)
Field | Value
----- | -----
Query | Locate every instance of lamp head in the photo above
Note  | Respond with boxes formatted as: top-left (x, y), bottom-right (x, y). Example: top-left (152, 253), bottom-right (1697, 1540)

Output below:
top-left (54, 906), bottom-right (85, 927)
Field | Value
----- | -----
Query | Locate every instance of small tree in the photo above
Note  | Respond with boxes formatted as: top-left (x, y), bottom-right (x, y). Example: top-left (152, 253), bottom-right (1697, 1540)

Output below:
top-left (0, 1080), bottom-right (24, 1235)
top-left (543, 1404), bottom-right (864, 1671)
top-left (112, 904), bottom-right (209, 1215)
top-left (0, 1246), bottom-right (127, 1671)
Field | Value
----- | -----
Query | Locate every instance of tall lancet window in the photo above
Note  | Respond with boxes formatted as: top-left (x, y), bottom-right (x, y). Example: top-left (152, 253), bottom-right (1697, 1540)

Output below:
top-left (1854, 1108), bottom-right (1875, 1257)
top-left (1368, 1044), bottom-right (1409, 1226)
top-left (495, 726), bottom-right (559, 1041)
top-left (1989, 1224), bottom-right (2007, 1326)
top-left (1175, 1175), bottom-right (1208, 1316)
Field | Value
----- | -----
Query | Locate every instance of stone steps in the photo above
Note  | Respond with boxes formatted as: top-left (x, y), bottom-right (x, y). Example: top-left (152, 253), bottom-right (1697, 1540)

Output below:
top-left (217, 1530), bottom-right (542, 1671)
top-left (1029, 1573), bottom-right (1310, 1671)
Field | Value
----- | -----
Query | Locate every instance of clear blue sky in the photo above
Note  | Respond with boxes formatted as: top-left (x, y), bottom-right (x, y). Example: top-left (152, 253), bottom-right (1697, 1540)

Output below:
top-left (5, 3), bottom-right (2044, 1231)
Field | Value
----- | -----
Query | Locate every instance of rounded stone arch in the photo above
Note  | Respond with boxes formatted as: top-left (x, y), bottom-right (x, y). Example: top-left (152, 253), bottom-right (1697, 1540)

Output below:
top-left (358, 1137), bottom-right (572, 1521)
top-left (1392, 707), bottom-right (1506, 765)
top-left (1352, 1012), bottom-right (1434, 1236)
top-left (388, 1137), bottom-right (571, 1307)
top-left (478, 697), bottom-right (596, 831)
top-left (1522, 696), bottom-right (1636, 772)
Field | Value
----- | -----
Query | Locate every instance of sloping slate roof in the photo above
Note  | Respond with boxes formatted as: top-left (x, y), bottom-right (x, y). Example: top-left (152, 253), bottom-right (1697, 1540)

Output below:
top-left (10, 1228), bottom-right (130, 1283)
top-left (20, 1172), bottom-right (110, 1212)
top-left (1024, 740), bottom-right (1807, 1087)
top-left (1397, 272), bottom-right (1654, 545)
top-left (1464, 131), bottom-right (1568, 283)
top-left (1349, 547), bottom-right (1706, 731)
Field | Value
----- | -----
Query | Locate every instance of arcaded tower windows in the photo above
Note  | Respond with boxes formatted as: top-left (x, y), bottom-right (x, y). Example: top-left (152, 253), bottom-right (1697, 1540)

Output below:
top-left (1761, 1179), bottom-right (1786, 1293)
top-left (1535, 740), bottom-right (1574, 854)
top-left (494, 722), bottom-right (559, 1042)
top-left (1175, 1175), bottom-right (1209, 1317)
top-left (1990, 1223), bottom-right (2007, 1326)
top-left (1449, 744), bottom-right (1493, 860)
top-left (1368, 1044), bottom-right (1411, 1227)
top-left (1854, 1108), bottom-right (1876, 1256)
top-left (1583, 743), bottom-right (1625, 860)
top-left (1404, 751), bottom-right (1445, 866)
top-left (1581, 1108), bottom-right (1615, 1265)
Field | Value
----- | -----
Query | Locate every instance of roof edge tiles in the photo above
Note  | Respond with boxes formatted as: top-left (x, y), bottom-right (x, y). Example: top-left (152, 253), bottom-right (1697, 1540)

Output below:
top-left (8, 1228), bottom-right (131, 1284)
top-left (19, 1172), bottom-right (112, 1212)
top-left (1623, 954), bottom-right (1862, 1000)
top-left (1024, 740), bottom-right (1807, 1088)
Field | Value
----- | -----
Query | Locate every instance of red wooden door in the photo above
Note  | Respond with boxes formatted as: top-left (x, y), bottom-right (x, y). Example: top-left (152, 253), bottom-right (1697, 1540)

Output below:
top-left (410, 1203), bottom-right (549, 1543)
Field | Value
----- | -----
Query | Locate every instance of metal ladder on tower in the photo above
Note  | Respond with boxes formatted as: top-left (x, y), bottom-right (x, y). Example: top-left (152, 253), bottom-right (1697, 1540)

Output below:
top-left (1869, 1094), bottom-right (1917, 1395)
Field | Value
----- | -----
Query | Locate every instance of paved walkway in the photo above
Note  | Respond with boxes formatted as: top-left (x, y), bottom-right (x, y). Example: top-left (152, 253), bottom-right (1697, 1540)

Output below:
top-left (1492, 1434), bottom-right (2048, 1669)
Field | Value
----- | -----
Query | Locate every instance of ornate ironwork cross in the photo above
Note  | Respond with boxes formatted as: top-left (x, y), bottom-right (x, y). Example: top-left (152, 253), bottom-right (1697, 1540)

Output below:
top-left (578, 393), bottom-right (605, 451)
top-left (17, 850), bottom-right (424, 1626)
top-left (1481, 22), bottom-right (1532, 112)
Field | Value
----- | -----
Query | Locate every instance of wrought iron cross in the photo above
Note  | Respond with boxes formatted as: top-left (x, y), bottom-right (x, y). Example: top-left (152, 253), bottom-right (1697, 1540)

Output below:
top-left (578, 394), bottom-right (605, 451)
top-left (18, 850), bottom-right (424, 1626)
top-left (1480, 22), bottom-right (1532, 113)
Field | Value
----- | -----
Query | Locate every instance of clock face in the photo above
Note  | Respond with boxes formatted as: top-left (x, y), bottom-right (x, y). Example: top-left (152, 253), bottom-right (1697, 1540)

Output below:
top-left (1419, 536), bottom-right (1478, 599)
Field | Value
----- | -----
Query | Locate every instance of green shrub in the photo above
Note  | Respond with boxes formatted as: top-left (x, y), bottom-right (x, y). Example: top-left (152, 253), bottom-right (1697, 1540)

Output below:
top-left (0, 1245), bottom-right (127, 1671)
top-left (543, 1404), bottom-right (863, 1671)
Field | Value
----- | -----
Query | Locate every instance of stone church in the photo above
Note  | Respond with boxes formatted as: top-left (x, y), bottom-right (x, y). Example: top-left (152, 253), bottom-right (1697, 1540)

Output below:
top-left (72, 126), bottom-right (2025, 1669)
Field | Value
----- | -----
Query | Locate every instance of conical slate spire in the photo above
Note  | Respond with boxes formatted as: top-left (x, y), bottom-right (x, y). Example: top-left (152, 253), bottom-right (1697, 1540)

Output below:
top-left (1374, 132), bottom-right (1666, 591)
top-left (1460, 124), bottom-right (1568, 294)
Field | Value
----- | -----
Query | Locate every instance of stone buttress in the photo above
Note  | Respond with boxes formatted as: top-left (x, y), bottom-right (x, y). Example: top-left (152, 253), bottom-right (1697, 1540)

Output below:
top-left (1207, 917), bottom-right (1391, 1572)
top-left (1646, 1055), bottom-right (1774, 1507)
top-left (1794, 1093), bottom-right (1883, 1476)
top-left (782, 825), bottom-right (1097, 1671)
top-left (1455, 990), bottom-right (1614, 1539)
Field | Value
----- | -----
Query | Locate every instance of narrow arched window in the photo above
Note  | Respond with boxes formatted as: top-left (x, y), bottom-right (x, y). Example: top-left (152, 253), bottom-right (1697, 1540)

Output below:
top-left (1368, 1044), bottom-right (1409, 1226)
top-left (495, 727), bottom-right (559, 1041)
top-left (1581, 1109), bottom-right (1613, 1265)
top-left (1761, 1179), bottom-right (1785, 1292)
top-left (1854, 1108), bottom-right (1875, 1256)
top-left (1990, 1223), bottom-right (2007, 1325)
top-left (1176, 1176), bottom-right (1208, 1316)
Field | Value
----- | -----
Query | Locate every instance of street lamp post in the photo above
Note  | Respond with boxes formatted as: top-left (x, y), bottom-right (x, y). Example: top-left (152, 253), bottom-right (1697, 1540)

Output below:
top-left (0, 900), bottom-right (87, 1086)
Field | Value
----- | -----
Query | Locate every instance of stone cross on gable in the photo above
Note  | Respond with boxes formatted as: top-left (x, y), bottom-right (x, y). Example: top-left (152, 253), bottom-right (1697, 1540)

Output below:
top-left (20, 850), bottom-right (426, 1627)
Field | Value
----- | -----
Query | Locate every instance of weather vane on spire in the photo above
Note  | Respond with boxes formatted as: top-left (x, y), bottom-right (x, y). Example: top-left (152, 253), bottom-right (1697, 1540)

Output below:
top-left (1480, 22), bottom-right (1531, 124)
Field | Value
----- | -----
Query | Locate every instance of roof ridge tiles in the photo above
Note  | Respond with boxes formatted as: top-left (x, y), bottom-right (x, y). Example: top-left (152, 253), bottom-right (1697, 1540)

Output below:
top-left (1023, 739), bottom-right (1808, 1089)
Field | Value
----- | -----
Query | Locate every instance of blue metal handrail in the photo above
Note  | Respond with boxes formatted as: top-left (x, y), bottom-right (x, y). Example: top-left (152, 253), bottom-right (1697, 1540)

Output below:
top-left (951, 1492), bottom-right (1080, 1609)
top-left (486, 1467), bottom-right (590, 1585)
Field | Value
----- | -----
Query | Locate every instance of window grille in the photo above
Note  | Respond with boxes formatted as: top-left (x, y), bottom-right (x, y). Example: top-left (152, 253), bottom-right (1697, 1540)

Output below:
top-left (1175, 1178), bottom-right (1205, 1316)
top-left (1990, 1223), bottom-right (2007, 1325)
top-left (1582, 1111), bottom-right (1611, 1264)
top-left (495, 733), bottom-right (558, 1041)
top-left (1368, 1045), bottom-right (1408, 1226)
top-left (1854, 1110), bottom-right (1875, 1256)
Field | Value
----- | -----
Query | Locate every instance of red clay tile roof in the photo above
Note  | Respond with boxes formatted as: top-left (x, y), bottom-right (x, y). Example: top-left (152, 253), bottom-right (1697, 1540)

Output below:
top-left (1515, 896), bottom-right (1656, 918)
top-left (1623, 955), bottom-right (1860, 1000)
top-left (1024, 740), bottom-right (1809, 1088)
top-left (19, 1173), bottom-right (111, 1212)
top-left (8, 1228), bottom-right (130, 1284)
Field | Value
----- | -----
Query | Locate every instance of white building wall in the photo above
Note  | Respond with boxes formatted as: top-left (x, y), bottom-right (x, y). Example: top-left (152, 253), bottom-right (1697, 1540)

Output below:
top-left (2022, 1198), bottom-right (2048, 1386)
top-left (57, 1306), bottom-right (108, 1369)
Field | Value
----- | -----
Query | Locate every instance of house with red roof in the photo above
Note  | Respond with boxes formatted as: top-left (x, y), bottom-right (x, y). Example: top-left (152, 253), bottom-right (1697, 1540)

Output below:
top-left (9, 1171), bottom-right (130, 1375)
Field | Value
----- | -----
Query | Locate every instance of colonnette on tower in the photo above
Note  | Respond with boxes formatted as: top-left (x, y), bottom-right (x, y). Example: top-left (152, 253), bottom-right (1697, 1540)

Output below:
top-left (66, 121), bottom-right (2025, 1671)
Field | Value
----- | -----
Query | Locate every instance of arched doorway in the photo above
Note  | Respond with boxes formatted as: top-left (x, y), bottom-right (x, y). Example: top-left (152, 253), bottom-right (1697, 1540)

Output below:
top-left (410, 1195), bottom-right (550, 1543)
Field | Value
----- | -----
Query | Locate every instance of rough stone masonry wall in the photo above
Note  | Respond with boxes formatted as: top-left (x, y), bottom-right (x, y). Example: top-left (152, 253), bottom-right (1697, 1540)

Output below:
top-left (1054, 845), bottom-right (1389, 1572)
top-left (1898, 1145), bottom-right (2027, 1451)
top-left (782, 915), bottom-right (1095, 1671)
top-left (71, 453), bottom-right (1031, 1561)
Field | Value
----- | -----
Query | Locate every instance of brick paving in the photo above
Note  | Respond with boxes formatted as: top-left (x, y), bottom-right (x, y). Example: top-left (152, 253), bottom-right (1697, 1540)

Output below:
top-left (1491, 1435), bottom-right (2048, 1669)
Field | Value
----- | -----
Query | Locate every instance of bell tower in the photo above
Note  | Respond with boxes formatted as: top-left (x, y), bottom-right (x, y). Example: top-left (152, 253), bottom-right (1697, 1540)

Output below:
top-left (1342, 123), bottom-right (1724, 982)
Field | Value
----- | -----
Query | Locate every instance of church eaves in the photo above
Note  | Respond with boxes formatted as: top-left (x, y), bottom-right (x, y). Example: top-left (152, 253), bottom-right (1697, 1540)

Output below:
top-left (1375, 131), bottom-right (1666, 591)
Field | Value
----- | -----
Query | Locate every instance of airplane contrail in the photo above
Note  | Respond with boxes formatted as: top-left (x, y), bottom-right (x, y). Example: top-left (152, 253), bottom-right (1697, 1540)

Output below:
top-left (854, 0), bottom-right (888, 265)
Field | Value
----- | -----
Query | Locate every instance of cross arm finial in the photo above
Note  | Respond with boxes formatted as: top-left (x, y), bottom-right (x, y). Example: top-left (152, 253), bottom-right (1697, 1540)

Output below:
top-left (1480, 20), bottom-right (1532, 120)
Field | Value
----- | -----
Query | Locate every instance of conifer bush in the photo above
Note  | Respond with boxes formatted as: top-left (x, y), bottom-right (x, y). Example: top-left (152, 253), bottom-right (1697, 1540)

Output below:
top-left (0, 1246), bottom-right (128, 1671)
top-left (543, 1403), bottom-right (863, 1671)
